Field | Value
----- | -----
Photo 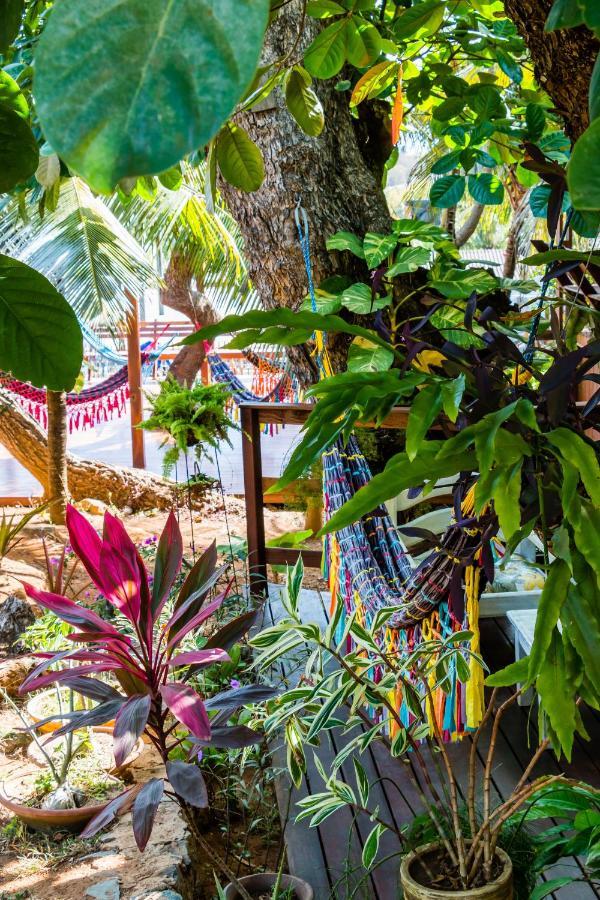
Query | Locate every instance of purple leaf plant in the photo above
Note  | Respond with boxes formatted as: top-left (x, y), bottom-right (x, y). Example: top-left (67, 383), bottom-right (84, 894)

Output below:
top-left (19, 505), bottom-right (272, 852)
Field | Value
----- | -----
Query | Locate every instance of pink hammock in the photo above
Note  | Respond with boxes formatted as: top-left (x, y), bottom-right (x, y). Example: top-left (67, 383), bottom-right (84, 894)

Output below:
top-left (0, 356), bottom-right (149, 433)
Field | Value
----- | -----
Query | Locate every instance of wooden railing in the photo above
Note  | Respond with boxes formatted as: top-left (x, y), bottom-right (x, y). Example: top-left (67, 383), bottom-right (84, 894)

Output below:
top-left (240, 402), bottom-right (412, 596)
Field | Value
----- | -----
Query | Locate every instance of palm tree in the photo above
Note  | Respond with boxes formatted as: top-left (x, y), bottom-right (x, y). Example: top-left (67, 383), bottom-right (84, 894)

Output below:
top-left (0, 167), bottom-right (254, 518)
top-left (112, 164), bottom-right (257, 384)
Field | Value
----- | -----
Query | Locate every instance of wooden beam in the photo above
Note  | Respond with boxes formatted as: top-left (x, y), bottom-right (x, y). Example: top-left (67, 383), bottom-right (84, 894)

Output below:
top-left (241, 405), bottom-right (268, 595)
top-left (265, 547), bottom-right (322, 568)
top-left (124, 290), bottom-right (146, 470)
top-left (241, 401), bottom-right (412, 430)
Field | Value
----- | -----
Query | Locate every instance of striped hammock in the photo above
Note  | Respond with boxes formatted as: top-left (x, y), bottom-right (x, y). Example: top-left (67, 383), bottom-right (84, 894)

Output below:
top-left (323, 435), bottom-right (489, 740)
top-left (0, 354), bottom-right (151, 433)
top-left (207, 351), bottom-right (302, 432)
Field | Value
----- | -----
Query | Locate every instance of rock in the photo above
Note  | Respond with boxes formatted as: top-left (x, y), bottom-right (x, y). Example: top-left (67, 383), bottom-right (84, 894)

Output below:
top-left (85, 877), bottom-right (121, 900)
top-left (0, 594), bottom-right (35, 651)
top-left (79, 498), bottom-right (110, 516)
top-left (0, 655), bottom-right (36, 696)
top-left (130, 892), bottom-right (183, 900)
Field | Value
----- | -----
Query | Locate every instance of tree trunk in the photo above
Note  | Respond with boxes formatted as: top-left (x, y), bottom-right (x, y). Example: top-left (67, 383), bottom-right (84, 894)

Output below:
top-left (219, 1), bottom-right (392, 382)
top-left (0, 391), bottom-right (175, 510)
top-left (504, 0), bottom-right (599, 142)
top-left (503, 193), bottom-right (533, 278)
top-left (455, 204), bottom-right (485, 249)
top-left (161, 254), bottom-right (219, 386)
top-left (46, 390), bottom-right (68, 525)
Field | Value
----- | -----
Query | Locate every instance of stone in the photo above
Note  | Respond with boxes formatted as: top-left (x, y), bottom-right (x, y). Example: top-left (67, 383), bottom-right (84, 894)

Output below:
top-left (85, 877), bottom-right (121, 900)
top-left (79, 498), bottom-right (110, 516)
top-left (130, 892), bottom-right (183, 900)
top-left (0, 655), bottom-right (36, 696)
top-left (0, 594), bottom-right (35, 651)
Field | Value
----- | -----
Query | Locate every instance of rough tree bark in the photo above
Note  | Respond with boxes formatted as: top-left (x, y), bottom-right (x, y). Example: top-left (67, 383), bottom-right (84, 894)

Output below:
top-left (0, 392), bottom-right (175, 510)
top-left (218, 1), bottom-right (392, 382)
top-left (46, 390), bottom-right (68, 525)
top-left (161, 254), bottom-right (219, 385)
top-left (504, 0), bottom-right (599, 142)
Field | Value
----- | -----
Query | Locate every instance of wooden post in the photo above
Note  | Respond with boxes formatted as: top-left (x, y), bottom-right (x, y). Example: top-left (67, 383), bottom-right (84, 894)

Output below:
top-left (241, 404), bottom-right (267, 596)
top-left (125, 289), bottom-right (146, 469)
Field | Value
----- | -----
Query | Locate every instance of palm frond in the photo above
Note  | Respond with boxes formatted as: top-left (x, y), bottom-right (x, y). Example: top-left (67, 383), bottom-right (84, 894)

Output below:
top-left (112, 164), bottom-right (259, 315)
top-left (0, 178), bottom-right (159, 329)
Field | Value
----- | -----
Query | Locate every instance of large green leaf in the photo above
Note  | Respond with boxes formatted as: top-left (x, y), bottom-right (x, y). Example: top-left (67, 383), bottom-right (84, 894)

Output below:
top-left (34, 0), bottom-right (270, 193)
top-left (304, 19), bottom-right (348, 78)
top-left (590, 54), bottom-right (600, 122)
top-left (562, 555), bottom-right (600, 695)
top-left (430, 175), bottom-right (465, 208)
top-left (387, 246), bottom-right (431, 277)
top-left (468, 173), bottom-right (504, 206)
top-left (0, 0), bottom-right (23, 51)
top-left (0, 70), bottom-right (28, 118)
top-left (346, 338), bottom-right (394, 373)
top-left (0, 255), bottom-right (83, 391)
top-left (527, 559), bottom-right (571, 683)
top-left (393, 0), bottom-right (445, 40)
top-left (0, 105), bottom-right (38, 193)
top-left (547, 428), bottom-right (600, 507)
top-left (545, 0), bottom-right (584, 30)
top-left (285, 66), bottom-right (324, 137)
top-left (537, 630), bottom-right (577, 759)
top-left (185, 308), bottom-right (399, 359)
top-left (363, 232), bottom-right (399, 268)
top-left (345, 19), bottom-right (382, 68)
top-left (568, 118), bottom-right (600, 212)
top-left (340, 282), bottom-right (390, 314)
top-left (406, 384), bottom-right (443, 461)
top-left (216, 124), bottom-right (265, 192)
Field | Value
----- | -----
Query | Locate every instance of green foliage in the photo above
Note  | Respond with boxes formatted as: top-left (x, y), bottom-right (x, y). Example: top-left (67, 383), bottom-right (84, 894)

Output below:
top-left (140, 376), bottom-right (233, 477)
top-left (33, 0), bottom-right (270, 192)
top-left (0, 254), bottom-right (83, 391)
top-left (215, 123), bottom-right (265, 193)
top-left (0, 502), bottom-right (49, 564)
top-left (0, 104), bottom-right (37, 192)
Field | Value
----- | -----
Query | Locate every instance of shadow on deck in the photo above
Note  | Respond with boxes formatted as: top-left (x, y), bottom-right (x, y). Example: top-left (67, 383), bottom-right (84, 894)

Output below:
top-left (265, 587), bottom-right (600, 900)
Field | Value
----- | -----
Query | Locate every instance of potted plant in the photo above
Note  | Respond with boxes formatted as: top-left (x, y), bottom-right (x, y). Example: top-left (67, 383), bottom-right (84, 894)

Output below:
top-left (140, 375), bottom-right (233, 477)
top-left (252, 561), bottom-right (594, 898)
top-left (12, 505), bottom-right (276, 899)
top-left (222, 871), bottom-right (313, 899)
top-left (0, 684), bottom-right (124, 833)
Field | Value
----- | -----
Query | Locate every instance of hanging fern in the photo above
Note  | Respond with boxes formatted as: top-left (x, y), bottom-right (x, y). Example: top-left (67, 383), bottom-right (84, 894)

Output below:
top-left (140, 377), bottom-right (233, 477)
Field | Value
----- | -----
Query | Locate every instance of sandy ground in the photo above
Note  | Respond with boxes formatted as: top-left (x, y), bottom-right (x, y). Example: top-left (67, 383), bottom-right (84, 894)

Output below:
top-left (0, 495), bottom-right (320, 898)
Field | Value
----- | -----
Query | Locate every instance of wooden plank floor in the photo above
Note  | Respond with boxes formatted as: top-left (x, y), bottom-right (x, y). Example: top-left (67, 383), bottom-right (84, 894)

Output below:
top-left (266, 586), bottom-right (600, 900)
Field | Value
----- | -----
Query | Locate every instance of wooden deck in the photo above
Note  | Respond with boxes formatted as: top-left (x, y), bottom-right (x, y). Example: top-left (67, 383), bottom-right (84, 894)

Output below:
top-left (265, 586), bottom-right (600, 900)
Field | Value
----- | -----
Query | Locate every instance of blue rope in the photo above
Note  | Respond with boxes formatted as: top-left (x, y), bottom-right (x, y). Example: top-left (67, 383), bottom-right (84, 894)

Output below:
top-left (294, 198), bottom-right (328, 378)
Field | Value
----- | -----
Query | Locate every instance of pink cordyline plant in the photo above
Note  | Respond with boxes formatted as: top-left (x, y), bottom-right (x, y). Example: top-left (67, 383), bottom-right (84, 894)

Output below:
top-left (19, 505), bottom-right (273, 857)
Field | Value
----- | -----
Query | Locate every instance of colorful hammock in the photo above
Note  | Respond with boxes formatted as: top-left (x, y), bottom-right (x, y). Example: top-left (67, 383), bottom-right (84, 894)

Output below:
top-left (207, 351), bottom-right (301, 432)
top-left (0, 355), bottom-right (150, 433)
top-left (322, 436), bottom-right (488, 740)
top-left (289, 201), bottom-right (487, 740)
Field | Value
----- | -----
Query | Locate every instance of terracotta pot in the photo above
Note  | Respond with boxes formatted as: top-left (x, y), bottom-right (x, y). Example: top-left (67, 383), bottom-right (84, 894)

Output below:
top-left (400, 843), bottom-right (513, 900)
top-left (0, 782), bottom-right (111, 834)
top-left (224, 873), bottom-right (314, 900)
top-left (27, 689), bottom-right (116, 734)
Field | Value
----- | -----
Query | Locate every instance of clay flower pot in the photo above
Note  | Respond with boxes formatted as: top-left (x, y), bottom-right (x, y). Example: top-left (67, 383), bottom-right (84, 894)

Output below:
top-left (224, 873), bottom-right (314, 899)
top-left (0, 781), bottom-right (111, 834)
top-left (400, 843), bottom-right (513, 900)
